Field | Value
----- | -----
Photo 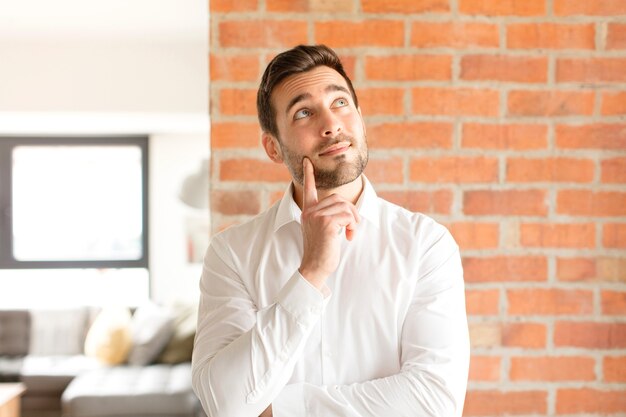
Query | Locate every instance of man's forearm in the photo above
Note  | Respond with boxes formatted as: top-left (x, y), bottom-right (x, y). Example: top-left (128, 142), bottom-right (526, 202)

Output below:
top-left (192, 269), bottom-right (325, 417)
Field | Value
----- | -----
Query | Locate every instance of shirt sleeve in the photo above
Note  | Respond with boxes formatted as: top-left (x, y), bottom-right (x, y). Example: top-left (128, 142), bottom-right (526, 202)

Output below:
top-left (272, 228), bottom-right (470, 417)
top-left (191, 234), bottom-right (327, 417)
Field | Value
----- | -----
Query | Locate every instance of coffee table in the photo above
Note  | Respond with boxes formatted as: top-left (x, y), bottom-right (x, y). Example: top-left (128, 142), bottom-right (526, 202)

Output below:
top-left (0, 383), bottom-right (26, 417)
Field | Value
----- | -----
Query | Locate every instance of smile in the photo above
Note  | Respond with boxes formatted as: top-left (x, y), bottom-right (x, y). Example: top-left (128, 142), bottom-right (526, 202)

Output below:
top-left (319, 142), bottom-right (351, 157)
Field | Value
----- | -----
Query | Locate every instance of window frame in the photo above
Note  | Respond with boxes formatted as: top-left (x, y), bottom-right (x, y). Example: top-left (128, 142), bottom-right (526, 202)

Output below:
top-left (0, 136), bottom-right (149, 269)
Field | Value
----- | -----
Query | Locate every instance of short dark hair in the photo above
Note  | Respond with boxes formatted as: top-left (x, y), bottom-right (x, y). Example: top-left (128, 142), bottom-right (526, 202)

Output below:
top-left (257, 44), bottom-right (359, 139)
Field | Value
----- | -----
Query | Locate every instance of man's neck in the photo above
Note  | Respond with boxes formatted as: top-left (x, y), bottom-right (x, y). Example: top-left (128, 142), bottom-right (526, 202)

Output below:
top-left (293, 175), bottom-right (364, 209)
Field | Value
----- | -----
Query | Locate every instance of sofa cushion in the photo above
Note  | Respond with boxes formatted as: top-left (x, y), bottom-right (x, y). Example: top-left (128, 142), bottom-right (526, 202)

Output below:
top-left (0, 356), bottom-right (24, 381)
top-left (61, 363), bottom-right (198, 417)
top-left (157, 304), bottom-right (196, 364)
top-left (29, 308), bottom-right (90, 356)
top-left (20, 355), bottom-right (102, 394)
top-left (84, 306), bottom-right (132, 365)
top-left (127, 303), bottom-right (175, 366)
top-left (0, 310), bottom-right (31, 356)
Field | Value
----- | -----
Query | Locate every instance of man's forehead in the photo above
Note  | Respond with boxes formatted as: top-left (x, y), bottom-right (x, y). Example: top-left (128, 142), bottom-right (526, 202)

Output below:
top-left (274, 66), bottom-right (348, 106)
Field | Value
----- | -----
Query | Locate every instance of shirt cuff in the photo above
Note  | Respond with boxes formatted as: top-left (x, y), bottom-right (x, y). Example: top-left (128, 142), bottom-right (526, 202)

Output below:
top-left (277, 271), bottom-right (328, 326)
top-left (271, 383), bottom-right (306, 417)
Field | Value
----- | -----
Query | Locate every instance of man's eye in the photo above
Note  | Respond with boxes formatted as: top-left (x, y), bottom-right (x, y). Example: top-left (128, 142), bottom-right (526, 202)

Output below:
top-left (333, 98), bottom-right (348, 107)
top-left (294, 109), bottom-right (312, 120)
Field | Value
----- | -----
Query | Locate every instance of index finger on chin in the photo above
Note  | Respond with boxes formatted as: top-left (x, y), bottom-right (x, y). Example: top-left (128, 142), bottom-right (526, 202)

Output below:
top-left (302, 157), bottom-right (318, 208)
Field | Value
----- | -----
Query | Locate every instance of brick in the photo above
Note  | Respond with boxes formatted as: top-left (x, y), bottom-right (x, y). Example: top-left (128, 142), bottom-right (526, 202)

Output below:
top-left (607, 23), bottom-right (626, 49)
top-left (557, 258), bottom-right (596, 281)
top-left (508, 23), bottom-right (595, 49)
top-left (210, 0), bottom-right (257, 12)
top-left (359, 88), bottom-right (404, 116)
top-left (466, 289), bottom-right (500, 314)
top-left (462, 123), bottom-right (548, 150)
top-left (555, 0), bottom-right (626, 16)
top-left (368, 122), bottom-right (453, 149)
top-left (602, 291), bottom-right (626, 315)
top-left (469, 322), bottom-right (501, 348)
top-left (448, 222), bottom-right (499, 250)
top-left (211, 122), bottom-right (261, 149)
top-left (211, 190), bottom-right (261, 215)
top-left (267, 0), bottom-right (355, 12)
top-left (557, 388), bottom-right (626, 414)
top-left (520, 223), bottom-right (595, 248)
top-left (214, 219), bottom-right (241, 234)
top-left (464, 390), bottom-right (547, 416)
top-left (469, 356), bottom-right (500, 381)
top-left (410, 21), bottom-right (499, 48)
top-left (220, 158), bottom-right (291, 182)
top-left (502, 322), bottom-right (547, 348)
top-left (508, 90), bottom-right (594, 117)
top-left (604, 223), bottom-right (626, 248)
top-left (315, 20), bottom-right (404, 47)
top-left (464, 190), bottom-right (547, 216)
top-left (378, 190), bottom-right (452, 214)
top-left (412, 88), bottom-right (499, 116)
top-left (507, 288), bottom-right (594, 315)
top-left (604, 356), bottom-right (626, 382)
top-left (557, 190), bottom-right (626, 216)
top-left (557, 58), bottom-right (626, 83)
top-left (219, 89), bottom-right (258, 116)
top-left (601, 91), bottom-right (626, 115)
top-left (510, 356), bottom-right (596, 381)
top-left (362, 0), bottom-right (450, 13)
top-left (601, 157), bottom-right (626, 183)
top-left (555, 322), bottom-right (626, 349)
top-left (461, 55), bottom-right (548, 83)
top-left (219, 20), bottom-right (307, 48)
top-left (410, 156), bottom-right (499, 183)
top-left (363, 157), bottom-right (404, 184)
top-left (269, 190), bottom-right (284, 206)
top-left (210, 54), bottom-right (259, 81)
top-left (557, 257), bottom-right (626, 282)
top-left (556, 124), bottom-right (626, 150)
top-left (460, 0), bottom-right (546, 16)
top-left (365, 55), bottom-right (452, 81)
top-left (507, 157), bottom-right (594, 183)
top-left (463, 256), bottom-right (547, 282)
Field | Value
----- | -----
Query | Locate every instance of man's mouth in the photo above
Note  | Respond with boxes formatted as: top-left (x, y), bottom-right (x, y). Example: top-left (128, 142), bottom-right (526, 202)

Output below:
top-left (319, 141), bottom-right (351, 157)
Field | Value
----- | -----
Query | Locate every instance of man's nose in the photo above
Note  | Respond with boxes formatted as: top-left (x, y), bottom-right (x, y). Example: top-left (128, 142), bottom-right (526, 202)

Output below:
top-left (319, 110), bottom-right (342, 138)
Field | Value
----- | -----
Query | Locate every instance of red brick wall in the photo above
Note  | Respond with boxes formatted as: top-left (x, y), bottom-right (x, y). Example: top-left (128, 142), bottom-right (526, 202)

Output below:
top-left (209, 0), bottom-right (626, 414)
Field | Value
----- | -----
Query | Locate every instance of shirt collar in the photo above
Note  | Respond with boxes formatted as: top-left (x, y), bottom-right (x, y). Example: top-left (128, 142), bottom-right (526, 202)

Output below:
top-left (273, 175), bottom-right (380, 232)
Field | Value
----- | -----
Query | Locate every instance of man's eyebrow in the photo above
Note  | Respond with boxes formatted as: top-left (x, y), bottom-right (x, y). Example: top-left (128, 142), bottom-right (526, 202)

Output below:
top-left (286, 93), bottom-right (311, 116)
top-left (285, 84), bottom-right (351, 116)
top-left (325, 84), bottom-right (350, 95)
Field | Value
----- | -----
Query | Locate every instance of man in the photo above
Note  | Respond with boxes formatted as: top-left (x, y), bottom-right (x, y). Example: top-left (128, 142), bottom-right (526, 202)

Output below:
top-left (192, 44), bottom-right (470, 417)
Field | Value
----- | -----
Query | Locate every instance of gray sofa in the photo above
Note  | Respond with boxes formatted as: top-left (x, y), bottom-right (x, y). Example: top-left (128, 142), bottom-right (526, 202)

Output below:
top-left (0, 306), bottom-right (203, 417)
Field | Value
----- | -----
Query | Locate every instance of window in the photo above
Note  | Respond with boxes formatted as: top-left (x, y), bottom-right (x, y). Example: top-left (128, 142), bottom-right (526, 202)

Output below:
top-left (0, 136), bottom-right (148, 269)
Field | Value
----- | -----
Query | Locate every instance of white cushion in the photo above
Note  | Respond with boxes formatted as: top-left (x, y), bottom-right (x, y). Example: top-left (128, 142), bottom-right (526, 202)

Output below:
top-left (127, 303), bottom-right (175, 366)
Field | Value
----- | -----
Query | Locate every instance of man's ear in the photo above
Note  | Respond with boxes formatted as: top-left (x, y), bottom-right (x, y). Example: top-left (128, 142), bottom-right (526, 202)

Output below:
top-left (262, 133), bottom-right (284, 163)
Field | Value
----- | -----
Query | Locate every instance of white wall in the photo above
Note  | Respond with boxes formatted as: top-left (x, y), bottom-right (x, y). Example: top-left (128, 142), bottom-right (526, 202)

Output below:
top-left (150, 133), bottom-right (209, 304)
top-left (0, 0), bottom-right (209, 307)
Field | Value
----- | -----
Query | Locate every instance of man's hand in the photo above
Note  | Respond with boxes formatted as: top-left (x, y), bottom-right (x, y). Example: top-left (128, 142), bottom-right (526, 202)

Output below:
top-left (298, 158), bottom-right (360, 289)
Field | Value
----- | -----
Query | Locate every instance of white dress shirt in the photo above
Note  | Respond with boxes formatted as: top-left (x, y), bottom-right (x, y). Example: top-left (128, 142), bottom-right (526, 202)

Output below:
top-left (192, 176), bottom-right (470, 417)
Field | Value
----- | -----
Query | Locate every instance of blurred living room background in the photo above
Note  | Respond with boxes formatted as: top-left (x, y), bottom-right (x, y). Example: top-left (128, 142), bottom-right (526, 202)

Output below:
top-left (0, 1), bottom-right (209, 416)
top-left (1, 0), bottom-right (625, 416)
top-left (0, 0), bottom-right (209, 308)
